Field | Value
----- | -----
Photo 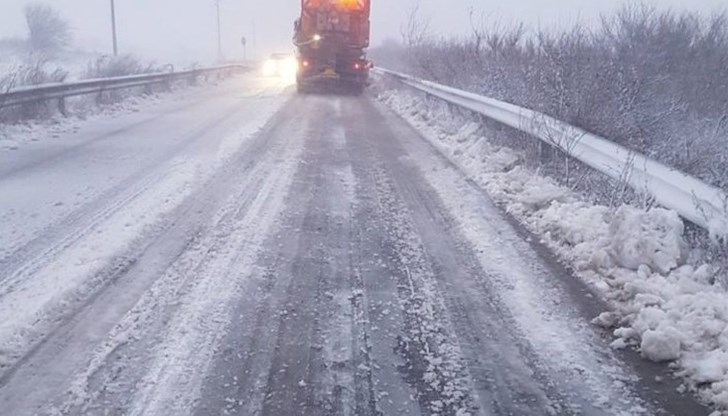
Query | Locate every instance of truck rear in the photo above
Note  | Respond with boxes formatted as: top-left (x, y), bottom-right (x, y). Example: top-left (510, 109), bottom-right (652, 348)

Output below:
top-left (294, 0), bottom-right (371, 94)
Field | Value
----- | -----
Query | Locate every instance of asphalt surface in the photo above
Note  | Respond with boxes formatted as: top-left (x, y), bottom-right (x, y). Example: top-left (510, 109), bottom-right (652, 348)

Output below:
top-left (0, 75), bottom-right (711, 415)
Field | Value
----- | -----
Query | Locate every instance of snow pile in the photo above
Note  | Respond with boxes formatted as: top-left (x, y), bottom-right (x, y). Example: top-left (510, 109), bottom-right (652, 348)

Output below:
top-left (608, 206), bottom-right (687, 274)
top-left (0, 118), bottom-right (80, 151)
top-left (0, 129), bottom-right (19, 151)
top-left (379, 88), bottom-right (728, 411)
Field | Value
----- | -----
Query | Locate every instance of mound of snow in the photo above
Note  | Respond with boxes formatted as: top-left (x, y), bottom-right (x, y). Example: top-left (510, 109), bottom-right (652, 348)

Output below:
top-left (609, 206), bottom-right (687, 274)
top-left (533, 201), bottom-right (612, 271)
top-left (641, 327), bottom-right (682, 362)
top-left (378, 87), bottom-right (728, 411)
top-left (0, 139), bottom-right (19, 151)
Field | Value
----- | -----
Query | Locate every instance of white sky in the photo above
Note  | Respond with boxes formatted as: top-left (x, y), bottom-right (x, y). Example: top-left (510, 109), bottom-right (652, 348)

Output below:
top-left (0, 0), bottom-right (726, 65)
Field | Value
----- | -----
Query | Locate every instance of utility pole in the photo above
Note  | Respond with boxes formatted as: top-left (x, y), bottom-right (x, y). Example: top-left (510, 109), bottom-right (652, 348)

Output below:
top-left (110, 0), bottom-right (118, 55)
top-left (252, 18), bottom-right (257, 61)
top-left (241, 37), bottom-right (247, 62)
top-left (215, 0), bottom-right (222, 62)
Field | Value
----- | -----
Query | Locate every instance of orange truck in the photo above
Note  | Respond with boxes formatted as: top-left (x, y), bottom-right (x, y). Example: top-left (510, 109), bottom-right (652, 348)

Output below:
top-left (293, 0), bottom-right (371, 93)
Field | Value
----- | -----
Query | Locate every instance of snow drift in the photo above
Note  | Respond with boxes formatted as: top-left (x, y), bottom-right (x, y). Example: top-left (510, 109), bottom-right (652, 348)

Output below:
top-left (379, 88), bottom-right (728, 412)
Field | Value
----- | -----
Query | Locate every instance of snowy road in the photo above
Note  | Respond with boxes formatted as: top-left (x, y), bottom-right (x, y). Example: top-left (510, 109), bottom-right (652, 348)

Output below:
top-left (0, 75), bottom-right (709, 415)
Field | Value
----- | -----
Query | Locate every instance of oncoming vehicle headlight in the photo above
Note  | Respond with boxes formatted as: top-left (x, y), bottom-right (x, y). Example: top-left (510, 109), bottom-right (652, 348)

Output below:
top-left (262, 59), bottom-right (278, 76)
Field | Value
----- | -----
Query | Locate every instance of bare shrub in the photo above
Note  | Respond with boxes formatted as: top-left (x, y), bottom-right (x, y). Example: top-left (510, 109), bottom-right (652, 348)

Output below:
top-left (85, 55), bottom-right (161, 104)
top-left (400, 4), bottom-right (432, 50)
top-left (85, 55), bottom-right (157, 79)
top-left (0, 71), bottom-right (15, 94)
top-left (24, 3), bottom-right (71, 54)
top-left (371, 4), bottom-right (728, 269)
top-left (377, 5), bottom-right (728, 199)
top-left (14, 59), bottom-right (68, 86)
top-left (369, 38), bottom-right (407, 72)
top-left (0, 60), bottom-right (68, 121)
top-left (0, 73), bottom-right (16, 120)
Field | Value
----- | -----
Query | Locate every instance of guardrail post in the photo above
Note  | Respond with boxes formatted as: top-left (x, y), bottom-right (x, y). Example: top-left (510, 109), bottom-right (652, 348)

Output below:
top-left (538, 140), bottom-right (553, 165)
top-left (58, 97), bottom-right (67, 117)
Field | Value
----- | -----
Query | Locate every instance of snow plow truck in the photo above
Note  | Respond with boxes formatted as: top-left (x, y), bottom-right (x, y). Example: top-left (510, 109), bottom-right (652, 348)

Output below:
top-left (294, 0), bottom-right (371, 94)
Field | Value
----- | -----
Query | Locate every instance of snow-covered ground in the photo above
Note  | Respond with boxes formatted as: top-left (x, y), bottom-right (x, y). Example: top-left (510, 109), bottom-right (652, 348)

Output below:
top-left (378, 87), bottom-right (728, 414)
top-left (0, 82), bottom-right (214, 151)
top-left (0, 74), bottom-right (292, 386)
top-left (0, 74), bottom-right (712, 415)
top-left (0, 62), bottom-right (248, 152)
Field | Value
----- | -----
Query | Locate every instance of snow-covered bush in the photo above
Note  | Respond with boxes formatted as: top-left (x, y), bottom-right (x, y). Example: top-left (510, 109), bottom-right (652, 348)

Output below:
top-left (84, 55), bottom-right (157, 79)
top-left (84, 55), bottom-right (164, 105)
top-left (0, 59), bottom-right (68, 121)
top-left (0, 72), bottom-right (13, 93)
top-left (376, 5), bottom-right (728, 192)
top-left (373, 4), bottom-right (728, 277)
top-left (13, 59), bottom-right (68, 86)
top-left (0, 55), bottom-right (170, 123)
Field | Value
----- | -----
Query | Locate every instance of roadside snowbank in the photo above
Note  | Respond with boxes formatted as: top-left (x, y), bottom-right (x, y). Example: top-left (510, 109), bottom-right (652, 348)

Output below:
top-left (0, 82), bottom-right (213, 152)
top-left (379, 88), bottom-right (728, 412)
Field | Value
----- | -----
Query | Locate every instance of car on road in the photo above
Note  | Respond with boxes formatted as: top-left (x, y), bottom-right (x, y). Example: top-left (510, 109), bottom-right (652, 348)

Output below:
top-left (262, 53), bottom-right (297, 78)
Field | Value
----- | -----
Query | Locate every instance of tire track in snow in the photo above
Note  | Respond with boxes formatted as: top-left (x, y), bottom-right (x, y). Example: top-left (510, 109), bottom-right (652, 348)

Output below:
top-left (372, 97), bottom-right (657, 415)
top-left (0, 82), bottom-right (292, 414)
top-left (49, 99), bottom-right (307, 416)
top-left (128, 152), bottom-right (302, 415)
top-left (0, 95), bottom-right (254, 295)
top-left (192, 96), bottom-right (366, 416)
top-left (364, 146), bottom-right (480, 416)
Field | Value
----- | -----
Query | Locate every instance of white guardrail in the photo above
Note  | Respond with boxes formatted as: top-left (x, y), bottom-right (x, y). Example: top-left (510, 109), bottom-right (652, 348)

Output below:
top-left (0, 64), bottom-right (248, 109)
top-left (375, 67), bottom-right (728, 239)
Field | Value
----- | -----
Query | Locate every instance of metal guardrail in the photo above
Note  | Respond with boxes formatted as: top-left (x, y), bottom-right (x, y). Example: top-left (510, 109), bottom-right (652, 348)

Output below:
top-left (0, 64), bottom-right (248, 109)
top-left (375, 67), bottom-right (728, 239)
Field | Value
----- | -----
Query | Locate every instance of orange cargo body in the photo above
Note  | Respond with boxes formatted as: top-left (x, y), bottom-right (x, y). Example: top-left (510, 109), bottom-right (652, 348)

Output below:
top-left (298, 0), bottom-right (370, 48)
top-left (302, 0), bottom-right (370, 12)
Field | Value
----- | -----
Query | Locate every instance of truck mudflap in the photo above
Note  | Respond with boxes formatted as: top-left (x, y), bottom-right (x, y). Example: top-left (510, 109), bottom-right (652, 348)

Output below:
top-left (297, 71), bottom-right (367, 94)
top-left (296, 60), bottom-right (370, 94)
top-left (321, 68), bottom-right (340, 79)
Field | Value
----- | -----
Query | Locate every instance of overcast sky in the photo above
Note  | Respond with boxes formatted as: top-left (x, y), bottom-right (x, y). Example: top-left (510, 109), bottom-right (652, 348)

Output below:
top-left (0, 0), bottom-right (726, 65)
